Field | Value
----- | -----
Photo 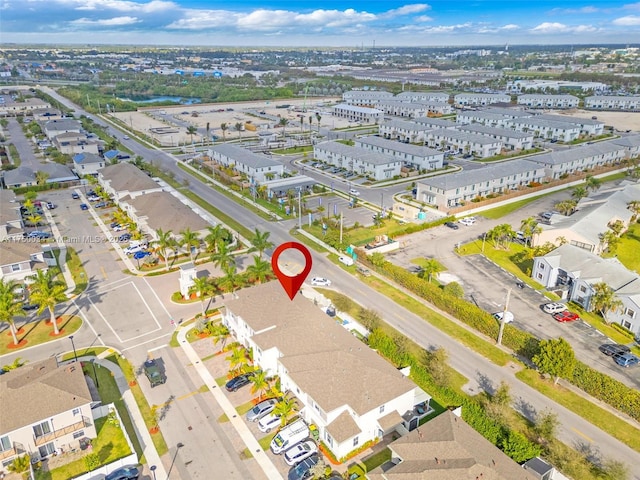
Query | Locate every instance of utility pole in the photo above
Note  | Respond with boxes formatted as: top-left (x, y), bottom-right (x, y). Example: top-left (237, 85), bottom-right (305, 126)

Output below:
top-left (497, 288), bottom-right (511, 346)
top-left (339, 212), bottom-right (343, 244)
top-left (297, 188), bottom-right (302, 230)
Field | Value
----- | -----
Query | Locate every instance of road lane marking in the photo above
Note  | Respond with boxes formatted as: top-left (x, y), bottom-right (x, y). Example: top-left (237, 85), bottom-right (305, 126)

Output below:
top-left (101, 266), bottom-right (108, 280)
top-left (570, 427), bottom-right (594, 443)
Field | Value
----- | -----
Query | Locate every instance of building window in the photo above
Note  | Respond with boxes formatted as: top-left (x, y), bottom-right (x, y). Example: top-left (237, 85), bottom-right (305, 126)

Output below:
top-left (579, 285), bottom-right (587, 293)
top-left (539, 264), bottom-right (545, 270)
top-left (626, 308), bottom-right (636, 319)
top-left (33, 421), bottom-right (51, 438)
top-left (379, 405), bottom-right (385, 414)
top-left (38, 442), bottom-right (55, 458)
top-left (353, 436), bottom-right (359, 447)
top-left (73, 408), bottom-right (80, 416)
top-left (0, 435), bottom-right (11, 452)
top-left (73, 431), bottom-right (85, 439)
top-left (11, 264), bottom-right (20, 272)
top-left (326, 433), bottom-right (333, 446)
top-left (623, 321), bottom-right (632, 329)
top-left (537, 273), bottom-right (543, 280)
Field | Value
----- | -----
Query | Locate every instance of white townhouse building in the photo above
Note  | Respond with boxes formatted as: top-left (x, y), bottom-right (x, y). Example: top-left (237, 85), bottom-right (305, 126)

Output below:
top-left (529, 140), bottom-right (628, 179)
top-left (458, 124), bottom-right (534, 151)
top-left (0, 359), bottom-right (97, 474)
top-left (72, 152), bottom-right (105, 177)
top-left (331, 104), bottom-right (384, 124)
top-left (342, 90), bottom-right (394, 106)
top-left (354, 136), bottom-right (444, 171)
top-left (207, 144), bottom-right (284, 183)
top-left (533, 244), bottom-right (640, 336)
top-left (0, 190), bottom-right (24, 241)
top-left (394, 91), bottom-right (450, 103)
top-left (416, 159), bottom-right (546, 210)
top-left (221, 282), bottom-right (431, 460)
top-left (517, 94), bottom-right (580, 109)
top-left (413, 117), bottom-right (458, 130)
top-left (0, 242), bottom-right (53, 283)
top-left (378, 119), bottom-right (434, 144)
top-left (453, 93), bottom-right (511, 107)
top-left (484, 107), bottom-right (533, 119)
top-left (42, 119), bottom-right (82, 141)
top-left (0, 97), bottom-right (49, 116)
top-left (424, 129), bottom-right (503, 158)
top-left (611, 135), bottom-right (640, 158)
top-left (456, 110), bottom-right (531, 128)
top-left (53, 132), bottom-right (101, 156)
top-left (585, 95), bottom-right (640, 111)
top-left (98, 162), bottom-right (163, 201)
top-left (534, 183), bottom-right (639, 254)
top-left (508, 118), bottom-right (581, 142)
top-left (376, 100), bottom-right (452, 118)
top-left (537, 114), bottom-right (605, 136)
top-left (313, 141), bottom-right (402, 180)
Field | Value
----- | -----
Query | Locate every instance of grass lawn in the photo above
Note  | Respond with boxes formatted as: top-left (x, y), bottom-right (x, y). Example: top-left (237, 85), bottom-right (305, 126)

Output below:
top-left (516, 369), bottom-right (640, 453)
top-left (361, 447), bottom-right (392, 472)
top-left (34, 417), bottom-right (131, 480)
top-left (479, 194), bottom-right (554, 220)
top-left (258, 433), bottom-right (276, 450)
top-left (66, 247), bottom-right (88, 295)
top-left (59, 346), bottom-right (111, 362)
top-left (302, 217), bottom-right (414, 247)
top-left (0, 315), bottom-right (82, 355)
top-left (603, 221), bottom-right (640, 272)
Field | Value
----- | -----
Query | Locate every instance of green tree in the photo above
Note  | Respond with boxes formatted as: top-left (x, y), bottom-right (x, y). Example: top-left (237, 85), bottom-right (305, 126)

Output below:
top-left (246, 256), bottom-right (272, 285)
top-left (211, 242), bottom-right (235, 270)
top-left (250, 228), bottom-right (274, 260)
top-left (218, 263), bottom-right (239, 295)
top-left (607, 219), bottom-right (625, 236)
top-left (273, 394), bottom-right (299, 427)
top-left (519, 217), bottom-right (541, 246)
top-left (601, 458), bottom-right (630, 480)
top-left (35, 170), bottom-right (50, 186)
top-left (250, 369), bottom-right (270, 400)
top-left (571, 185), bottom-right (588, 201)
top-left (28, 269), bottom-right (67, 336)
top-left (153, 228), bottom-right (175, 271)
top-left (554, 199), bottom-right (578, 216)
top-left (627, 200), bottom-right (640, 220)
top-left (418, 259), bottom-right (443, 283)
top-left (8, 454), bottom-right (31, 476)
top-left (356, 307), bottom-right (382, 331)
top-left (179, 228), bottom-right (200, 263)
top-left (0, 279), bottom-right (24, 345)
top-left (186, 125), bottom-right (198, 144)
top-left (443, 281), bottom-right (464, 298)
top-left (315, 112), bottom-right (322, 131)
top-left (423, 347), bottom-right (450, 388)
top-left (533, 338), bottom-right (576, 385)
top-left (585, 174), bottom-right (601, 192)
top-left (234, 122), bottom-right (243, 139)
top-left (278, 118), bottom-right (289, 138)
top-left (499, 430), bottom-right (541, 463)
top-left (209, 322), bottom-right (230, 351)
top-left (220, 123), bottom-right (228, 141)
top-left (204, 225), bottom-right (230, 254)
top-left (2, 357), bottom-right (27, 371)
top-left (369, 252), bottom-right (387, 268)
top-left (225, 346), bottom-right (248, 376)
top-left (590, 282), bottom-right (623, 321)
top-left (533, 409), bottom-right (559, 445)
top-left (190, 276), bottom-right (213, 316)
top-left (486, 223), bottom-right (515, 250)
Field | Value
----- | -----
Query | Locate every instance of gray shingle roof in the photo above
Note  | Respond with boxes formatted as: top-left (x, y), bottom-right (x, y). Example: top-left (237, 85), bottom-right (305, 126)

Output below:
top-left (380, 119), bottom-right (433, 132)
top-left (208, 144), bottom-right (281, 169)
top-left (128, 191), bottom-right (210, 233)
top-left (100, 162), bottom-right (160, 192)
top-left (4, 166), bottom-right (36, 186)
top-left (530, 140), bottom-right (626, 166)
top-left (315, 141), bottom-right (399, 166)
top-left (459, 124), bottom-right (533, 139)
top-left (356, 135), bottom-right (443, 157)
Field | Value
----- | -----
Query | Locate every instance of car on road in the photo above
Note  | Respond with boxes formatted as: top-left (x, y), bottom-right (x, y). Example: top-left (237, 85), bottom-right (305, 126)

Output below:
top-left (27, 231), bottom-right (51, 239)
top-left (258, 413), bottom-right (282, 433)
top-left (143, 359), bottom-right (166, 387)
top-left (613, 352), bottom-right (640, 368)
top-left (311, 277), bottom-right (331, 286)
top-left (122, 135), bottom-right (130, 140)
top-left (71, 192), bottom-right (80, 199)
top-left (246, 398), bottom-right (279, 422)
top-left (284, 441), bottom-right (318, 466)
top-left (118, 233), bottom-right (132, 242)
top-left (356, 265), bottom-right (371, 276)
top-left (444, 221), bottom-right (459, 230)
top-left (225, 373), bottom-right (253, 392)
top-left (88, 195), bottom-right (100, 202)
top-left (599, 344), bottom-right (631, 357)
top-left (458, 217), bottom-right (476, 226)
top-left (349, 189), bottom-right (360, 196)
top-left (493, 311), bottom-right (514, 323)
top-left (542, 303), bottom-right (566, 314)
top-left (105, 465), bottom-right (140, 480)
top-left (95, 201), bottom-right (109, 208)
top-left (553, 311), bottom-right (580, 323)
top-left (287, 453), bottom-right (320, 480)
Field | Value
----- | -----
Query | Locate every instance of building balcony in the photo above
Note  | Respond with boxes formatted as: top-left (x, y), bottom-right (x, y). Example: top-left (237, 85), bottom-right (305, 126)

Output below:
top-left (34, 417), bottom-right (92, 446)
top-left (0, 442), bottom-right (26, 461)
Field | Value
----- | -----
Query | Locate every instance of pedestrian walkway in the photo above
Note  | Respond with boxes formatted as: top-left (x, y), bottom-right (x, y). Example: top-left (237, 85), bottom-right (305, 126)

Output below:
top-left (43, 206), bottom-right (76, 295)
top-left (175, 324), bottom-right (284, 480)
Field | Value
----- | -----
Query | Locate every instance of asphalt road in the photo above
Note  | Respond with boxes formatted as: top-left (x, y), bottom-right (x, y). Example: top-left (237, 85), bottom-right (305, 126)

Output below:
top-left (29, 87), bottom-right (640, 477)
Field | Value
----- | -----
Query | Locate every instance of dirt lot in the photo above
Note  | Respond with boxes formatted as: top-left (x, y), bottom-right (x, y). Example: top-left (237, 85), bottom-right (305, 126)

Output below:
top-left (548, 108), bottom-right (640, 132)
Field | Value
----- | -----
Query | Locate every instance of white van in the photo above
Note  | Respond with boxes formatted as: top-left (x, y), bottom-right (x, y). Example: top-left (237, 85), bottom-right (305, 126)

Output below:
top-left (270, 419), bottom-right (309, 454)
top-left (338, 255), bottom-right (354, 267)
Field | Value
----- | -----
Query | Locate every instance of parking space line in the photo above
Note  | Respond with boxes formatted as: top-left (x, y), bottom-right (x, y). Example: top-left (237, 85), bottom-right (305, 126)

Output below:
top-left (87, 296), bottom-right (125, 344)
top-left (132, 282), bottom-right (163, 330)
top-left (143, 277), bottom-right (173, 320)
top-left (120, 332), bottom-right (174, 352)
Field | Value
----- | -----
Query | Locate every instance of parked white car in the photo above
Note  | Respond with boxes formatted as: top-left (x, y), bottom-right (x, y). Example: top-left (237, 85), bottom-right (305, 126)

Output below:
top-left (258, 413), bottom-right (282, 433)
top-left (458, 217), bottom-right (476, 226)
top-left (124, 245), bottom-right (144, 255)
top-left (493, 311), bottom-right (514, 323)
top-left (542, 303), bottom-right (566, 314)
top-left (338, 255), bottom-right (354, 267)
top-left (284, 441), bottom-right (318, 466)
top-left (349, 189), bottom-right (360, 196)
top-left (311, 277), bottom-right (331, 287)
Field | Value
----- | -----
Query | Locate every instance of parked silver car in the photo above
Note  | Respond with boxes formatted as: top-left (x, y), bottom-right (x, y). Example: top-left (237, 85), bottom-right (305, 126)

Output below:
top-left (246, 398), bottom-right (278, 422)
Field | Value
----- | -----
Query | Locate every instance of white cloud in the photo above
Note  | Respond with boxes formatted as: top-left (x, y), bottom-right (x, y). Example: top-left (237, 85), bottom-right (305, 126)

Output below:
top-left (70, 15), bottom-right (139, 25)
top-left (381, 4), bottom-right (430, 18)
top-left (414, 15), bottom-right (433, 23)
top-left (612, 15), bottom-right (640, 25)
top-left (477, 23), bottom-right (520, 34)
top-left (531, 22), bottom-right (597, 34)
top-left (48, 0), bottom-right (175, 13)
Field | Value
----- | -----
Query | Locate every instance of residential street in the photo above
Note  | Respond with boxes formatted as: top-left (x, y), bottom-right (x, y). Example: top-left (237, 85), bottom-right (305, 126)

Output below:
top-left (13, 87), bottom-right (640, 479)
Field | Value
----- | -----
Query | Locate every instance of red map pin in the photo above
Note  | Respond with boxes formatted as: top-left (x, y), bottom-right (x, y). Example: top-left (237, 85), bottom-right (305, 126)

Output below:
top-left (271, 242), bottom-right (313, 300)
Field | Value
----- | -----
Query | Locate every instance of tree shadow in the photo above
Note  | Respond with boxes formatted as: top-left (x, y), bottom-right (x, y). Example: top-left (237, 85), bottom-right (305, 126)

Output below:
top-left (475, 371), bottom-right (495, 395)
top-left (574, 440), bottom-right (602, 466)
top-left (159, 395), bottom-right (176, 421)
top-left (513, 396), bottom-right (537, 422)
top-left (97, 442), bottom-right (114, 462)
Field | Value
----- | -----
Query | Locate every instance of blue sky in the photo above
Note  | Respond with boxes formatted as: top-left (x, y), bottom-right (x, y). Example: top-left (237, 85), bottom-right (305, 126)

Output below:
top-left (2, 1), bottom-right (640, 46)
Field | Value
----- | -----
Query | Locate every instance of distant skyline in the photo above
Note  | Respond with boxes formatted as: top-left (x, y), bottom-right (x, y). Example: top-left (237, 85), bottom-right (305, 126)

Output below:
top-left (2, 1), bottom-right (640, 47)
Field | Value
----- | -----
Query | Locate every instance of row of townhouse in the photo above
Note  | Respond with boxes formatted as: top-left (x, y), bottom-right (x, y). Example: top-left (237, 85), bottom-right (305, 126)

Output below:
top-left (585, 95), bottom-right (640, 111)
top-left (375, 100), bottom-right (453, 118)
top-left (458, 124), bottom-right (535, 151)
top-left (331, 104), bottom-right (384, 124)
top-left (533, 243), bottom-right (640, 337)
top-left (517, 94), bottom-right (580, 109)
top-left (379, 118), bottom-right (435, 144)
top-left (453, 93), bottom-right (511, 106)
top-left (207, 144), bottom-right (284, 183)
top-left (354, 136), bottom-right (445, 171)
top-left (342, 90), bottom-right (450, 106)
top-left (424, 128), bottom-right (503, 158)
top-left (510, 118), bottom-right (581, 142)
top-left (416, 159), bottom-right (546, 209)
top-left (313, 141), bottom-right (402, 180)
top-left (413, 117), bottom-right (458, 130)
top-left (0, 97), bottom-right (50, 116)
top-left (98, 163), bottom-right (211, 243)
top-left (534, 183), bottom-right (639, 254)
top-left (222, 282), bottom-right (432, 460)
top-left (456, 110), bottom-right (528, 128)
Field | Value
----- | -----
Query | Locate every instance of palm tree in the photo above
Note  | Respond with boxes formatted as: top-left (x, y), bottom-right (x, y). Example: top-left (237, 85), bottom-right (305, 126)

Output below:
top-left (0, 279), bottom-right (24, 346)
top-left (250, 370), bottom-right (270, 401)
top-left (186, 125), bottom-right (198, 144)
top-left (520, 217), bottom-right (541, 247)
top-left (315, 112), bottom-right (322, 131)
top-left (209, 322), bottom-right (230, 351)
top-left (7, 455), bottom-right (30, 477)
top-left (153, 228), bottom-right (175, 271)
top-left (220, 123), bottom-right (228, 141)
top-left (246, 256), bottom-right (272, 284)
top-left (204, 225), bottom-right (230, 254)
top-left (234, 122), bottom-right (243, 139)
top-left (190, 276), bottom-right (213, 316)
top-left (25, 212), bottom-right (42, 228)
top-left (218, 264), bottom-right (239, 296)
top-left (585, 175), bottom-right (601, 193)
top-left (486, 224), bottom-right (515, 250)
top-left (278, 118), bottom-right (289, 138)
top-left (599, 230), bottom-right (620, 253)
top-left (225, 345), bottom-right (248, 376)
top-left (273, 394), bottom-right (299, 427)
top-left (35, 170), bottom-right (50, 186)
top-left (628, 200), bottom-right (640, 220)
top-left (591, 282), bottom-right (623, 322)
top-left (571, 185), bottom-right (588, 201)
top-left (211, 242), bottom-right (235, 270)
top-left (250, 228), bottom-right (273, 260)
top-left (554, 200), bottom-right (577, 216)
top-left (179, 228), bottom-right (200, 263)
top-left (608, 220), bottom-right (626, 236)
top-left (418, 259), bottom-right (443, 283)
top-left (28, 269), bottom-right (67, 336)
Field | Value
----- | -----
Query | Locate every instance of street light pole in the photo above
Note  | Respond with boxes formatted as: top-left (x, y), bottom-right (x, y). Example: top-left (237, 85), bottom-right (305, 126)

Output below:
top-left (166, 443), bottom-right (184, 479)
top-left (91, 359), bottom-right (99, 388)
top-left (69, 335), bottom-right (78, 363)
top-left (150, 465), bottom-right (157, 480)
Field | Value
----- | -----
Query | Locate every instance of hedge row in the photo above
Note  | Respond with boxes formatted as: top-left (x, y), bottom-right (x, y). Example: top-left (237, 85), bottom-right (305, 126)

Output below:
top-left (358, 250), bottom-right (640, 424)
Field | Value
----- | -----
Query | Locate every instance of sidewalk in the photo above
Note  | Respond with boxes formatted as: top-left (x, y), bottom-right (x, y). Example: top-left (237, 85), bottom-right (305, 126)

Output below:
top-left (175, 324), bottom-right (284, 480)
top-left (43, 206), bottom-right (76, 295)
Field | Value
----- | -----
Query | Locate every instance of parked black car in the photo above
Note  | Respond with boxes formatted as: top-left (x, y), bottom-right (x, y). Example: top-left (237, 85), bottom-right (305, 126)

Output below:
top-left (599, 344), bottom-right (631, 357)
top-left (105, 465), bottom-right (140, 480)
top-left (444, 221), bottom-right (459, 230)
top-left (225, 373), bottom-right (254, 392)
top-left (288, 453), bottom-right (320, 480)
